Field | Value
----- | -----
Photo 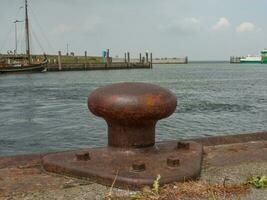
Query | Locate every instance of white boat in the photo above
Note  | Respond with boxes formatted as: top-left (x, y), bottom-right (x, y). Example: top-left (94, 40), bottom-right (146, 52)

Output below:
top-left (240, 55), bottom-right (261, 64)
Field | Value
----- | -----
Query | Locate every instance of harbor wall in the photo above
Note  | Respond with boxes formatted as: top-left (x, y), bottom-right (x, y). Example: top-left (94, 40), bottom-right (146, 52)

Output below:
top-left (47, 62), bottom-right (151, 71)
top-left (0, 53), bottom-right (152, 71)
top-left (113, 57), bottom-right (188, 64)
top-left (152, 57), bottom-right (188, 64)
top-left (46, 52), bottom-right (152, 71)
top-left (1, 53), bottom-right (190, 71)
top-left (40, 54), bottom-right (102, 65)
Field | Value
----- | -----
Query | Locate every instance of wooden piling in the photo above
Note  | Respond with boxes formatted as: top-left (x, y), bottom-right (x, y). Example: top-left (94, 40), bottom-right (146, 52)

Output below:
top-left (107, 49), bottom-right (110, 67)
top-left (124, 52), bottom-right (127, 63)
top-left (85, 51), bottom-right (87, 69)
top-left (145, 52), bottom-right (149, 63)
top-left (150, 53), bottom-right (153, 68)
top-left (58, 51), bottom-right (62, 71)
top-left (127, 52), bottom-right (130, 63)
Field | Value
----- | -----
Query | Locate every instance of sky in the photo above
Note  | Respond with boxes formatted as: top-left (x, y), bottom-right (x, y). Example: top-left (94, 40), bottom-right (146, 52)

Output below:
top-left (0, 0), bottom-right (266, 60)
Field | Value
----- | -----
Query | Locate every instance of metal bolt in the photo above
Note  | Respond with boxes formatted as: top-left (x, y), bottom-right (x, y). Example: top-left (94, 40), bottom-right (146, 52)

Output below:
top-left (177, 141), bottom-right (190, 150)
top-left (75, 151), bottom-right (90, 161)
top-left (167, 156), bottom-right (180, 167)
top-left (132, 161), bottom-right (146, 172)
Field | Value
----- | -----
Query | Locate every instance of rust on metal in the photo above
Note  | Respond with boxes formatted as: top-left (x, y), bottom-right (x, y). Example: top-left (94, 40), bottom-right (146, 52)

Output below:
top-left (167, 156), bottom-right (180, 167)
top-left (42, 141), bottom-right (203, 189)
top-left (88, 82), bottom-right (177, 148)
top-left (42, 82), bottom-right (203, 190)
top-left (132, 161), bottom-right (146, 172)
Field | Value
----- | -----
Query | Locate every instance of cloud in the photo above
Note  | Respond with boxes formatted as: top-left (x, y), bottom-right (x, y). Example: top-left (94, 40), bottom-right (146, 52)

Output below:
top-left (236, 22), bottom-right (255, 33)
top-left (159, 17), bottom-right (201, 36)
top-left (212, 17), bottom-right (230, 31)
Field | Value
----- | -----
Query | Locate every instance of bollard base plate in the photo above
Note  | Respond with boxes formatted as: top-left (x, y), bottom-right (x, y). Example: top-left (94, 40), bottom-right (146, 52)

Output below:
top-left (42, 141), bottom-right (203, 190)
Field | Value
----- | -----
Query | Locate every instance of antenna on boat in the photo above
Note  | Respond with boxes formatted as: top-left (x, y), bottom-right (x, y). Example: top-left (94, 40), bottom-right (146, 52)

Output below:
top-left (25, 0), bottom-right (31, 63)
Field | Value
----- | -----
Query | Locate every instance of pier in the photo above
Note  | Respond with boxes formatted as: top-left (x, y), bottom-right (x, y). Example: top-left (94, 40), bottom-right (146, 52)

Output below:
top-left (152, 56), bottom-right (188, 64)
top-left (47, 62), bottom-right (152, 71)
top-left (47, 51), bottom-right (152, 71)
top-left (0, 52), bottom-right (189, 72)
top-left (113, 56), bottom-right (188, 64)
top-left (0, 51), bottom-right (153, 72)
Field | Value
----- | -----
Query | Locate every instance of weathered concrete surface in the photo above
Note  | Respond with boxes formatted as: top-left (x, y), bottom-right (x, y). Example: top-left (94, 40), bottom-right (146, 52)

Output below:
top-left (0, 154), bottom-right (133, 200)
top-left (1, 133), bottom-right (267, 200)
top-left (203, 141), bottom-right (267, 167)
top-left (201, 142), bottom-right (267, 200)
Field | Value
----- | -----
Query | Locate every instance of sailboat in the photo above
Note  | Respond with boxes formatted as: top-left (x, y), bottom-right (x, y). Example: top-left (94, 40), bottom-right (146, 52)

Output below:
top-left (0, 0), bottom-right (48, 73)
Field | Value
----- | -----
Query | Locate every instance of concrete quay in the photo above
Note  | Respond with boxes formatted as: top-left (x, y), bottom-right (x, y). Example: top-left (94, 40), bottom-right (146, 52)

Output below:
top-left (1, 132), bottom-right (267, 200)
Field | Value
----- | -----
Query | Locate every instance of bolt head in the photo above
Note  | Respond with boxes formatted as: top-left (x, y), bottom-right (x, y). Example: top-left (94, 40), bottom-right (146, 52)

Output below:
top-left (132, 161), bottom-right (146, 172)
top-left (167, 156), bottom-right (180, 167)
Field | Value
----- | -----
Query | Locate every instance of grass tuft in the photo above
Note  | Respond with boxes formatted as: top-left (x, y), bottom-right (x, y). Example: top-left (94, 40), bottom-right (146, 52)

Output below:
top-left (247, 176), bottom-right (267, 189)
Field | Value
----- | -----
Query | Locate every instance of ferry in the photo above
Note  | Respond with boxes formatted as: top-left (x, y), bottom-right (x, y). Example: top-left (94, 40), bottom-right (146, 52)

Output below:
top-left (240, 56), bottom-right (262, 64)
top-left (239, 49), bottom-right (267, 64)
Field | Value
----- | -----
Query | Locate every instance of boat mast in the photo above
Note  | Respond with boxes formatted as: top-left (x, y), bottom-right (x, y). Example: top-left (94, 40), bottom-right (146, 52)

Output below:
top-left (25, 0), bottom-right (31, 63)
top-left (14, 20), bottom-right (18, 55)
top-left (14, 20), bottom-right (23, 55)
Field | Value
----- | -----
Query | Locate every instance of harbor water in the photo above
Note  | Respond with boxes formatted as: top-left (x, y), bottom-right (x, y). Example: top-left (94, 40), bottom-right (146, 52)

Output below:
top-left (0, 63), bottom-right (267, 156)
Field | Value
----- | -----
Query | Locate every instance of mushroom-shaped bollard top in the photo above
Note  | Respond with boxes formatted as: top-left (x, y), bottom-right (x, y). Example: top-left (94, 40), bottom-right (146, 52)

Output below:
top-left (88, 82), bottom-right (177, 148)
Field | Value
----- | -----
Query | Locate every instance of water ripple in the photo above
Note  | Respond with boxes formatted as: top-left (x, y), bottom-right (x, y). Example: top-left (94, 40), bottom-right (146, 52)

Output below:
top-left (1, 63), bottom-right (267, 156)
top-left (176, 101), bottom-right (253, 113)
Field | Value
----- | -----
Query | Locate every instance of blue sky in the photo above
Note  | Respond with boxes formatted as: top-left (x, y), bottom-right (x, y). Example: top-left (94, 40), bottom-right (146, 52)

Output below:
top-left (0, 0), bottom-right (266, 60)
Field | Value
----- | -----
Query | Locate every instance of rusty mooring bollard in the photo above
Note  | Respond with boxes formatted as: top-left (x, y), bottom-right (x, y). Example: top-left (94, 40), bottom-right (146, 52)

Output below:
top-left (88, 82), bottom-right (177, 148)
top-left (42, 82), bottom-right (203, 190)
